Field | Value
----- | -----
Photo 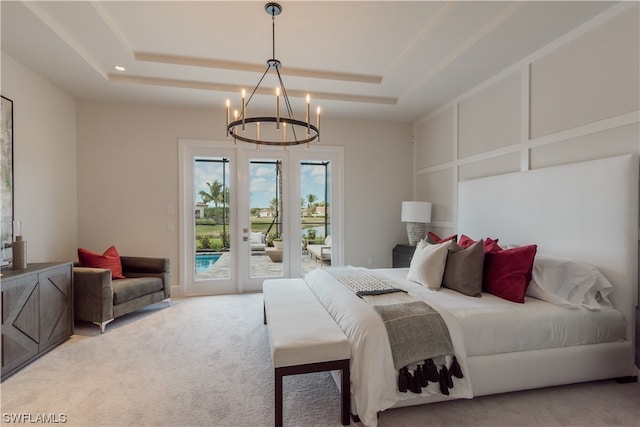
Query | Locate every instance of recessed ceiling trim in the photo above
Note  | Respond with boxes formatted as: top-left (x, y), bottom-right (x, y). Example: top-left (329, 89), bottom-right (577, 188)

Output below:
top-left (108, 74), bottom-right (396, 105)
top-left (134, 52), bottom-right (382, 84)
top-left (91, 1), bottom-right (134, 54)
top-left (384, 1), bottom-right (457, 77)
top-left (22, 1), bottom-right (108, 80)
top-left (402, 2), bottom-right (523, 98)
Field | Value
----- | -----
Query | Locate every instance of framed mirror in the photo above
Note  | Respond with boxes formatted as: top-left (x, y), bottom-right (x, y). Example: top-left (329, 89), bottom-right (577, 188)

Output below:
top-left (1, 96), bottom-right (14, 267)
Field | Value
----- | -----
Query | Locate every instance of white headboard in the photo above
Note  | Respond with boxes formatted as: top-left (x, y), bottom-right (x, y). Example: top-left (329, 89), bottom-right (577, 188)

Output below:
top-left (458, 154), bottom-right (638, 342)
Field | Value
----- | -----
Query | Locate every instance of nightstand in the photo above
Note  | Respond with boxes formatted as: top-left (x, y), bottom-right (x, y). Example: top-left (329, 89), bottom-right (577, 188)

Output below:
top-left (392, 244), bottom-right (416, 268)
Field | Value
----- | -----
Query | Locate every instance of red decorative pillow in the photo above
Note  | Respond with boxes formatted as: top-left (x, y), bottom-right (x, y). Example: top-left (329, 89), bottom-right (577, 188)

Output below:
top-left (459, 235), bottom-right (501, 253)
top-left (427, 231), bottom-right (457, 244)
top-left (483, 245), bottom-right (537, 303)
top-left (77, 246), bottom-right (126, 279)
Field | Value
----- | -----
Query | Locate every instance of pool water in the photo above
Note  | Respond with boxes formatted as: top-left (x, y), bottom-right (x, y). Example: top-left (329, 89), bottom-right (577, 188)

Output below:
top-left (195, 253), bottom-right (221, 272)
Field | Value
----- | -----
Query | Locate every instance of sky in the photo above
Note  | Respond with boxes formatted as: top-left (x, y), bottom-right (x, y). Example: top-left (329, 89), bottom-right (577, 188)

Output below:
top-left (194, 158), bottom-right (329, 210)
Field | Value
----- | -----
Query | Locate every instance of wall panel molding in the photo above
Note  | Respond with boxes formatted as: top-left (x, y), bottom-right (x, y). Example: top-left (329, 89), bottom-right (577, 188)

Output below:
top-left (412, 4), bottom-right (639, 235)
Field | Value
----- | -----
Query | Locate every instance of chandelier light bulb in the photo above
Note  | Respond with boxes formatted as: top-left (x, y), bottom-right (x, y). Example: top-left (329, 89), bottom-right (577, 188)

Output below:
top-left (241, 89), bottom-right (246, 131)
top-left (316, 106), bottom-right (321, 143)
top-left (276, 87), bottom-right (281, 129)
top-left (225, 99), bottom-right (231, 137)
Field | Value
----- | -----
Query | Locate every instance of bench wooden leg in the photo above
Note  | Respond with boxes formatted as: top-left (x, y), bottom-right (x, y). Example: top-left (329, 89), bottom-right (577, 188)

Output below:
top-left (274, 360), bottom-right (350, 426)
top-left (340, 360), bottom-right (350, 426)
top-left (275, 370), bottom-right (283, 427)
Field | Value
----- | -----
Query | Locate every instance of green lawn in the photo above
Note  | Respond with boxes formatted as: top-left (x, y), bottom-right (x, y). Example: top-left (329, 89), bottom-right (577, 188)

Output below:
top-left (195, 216), bottom-right (328, 237)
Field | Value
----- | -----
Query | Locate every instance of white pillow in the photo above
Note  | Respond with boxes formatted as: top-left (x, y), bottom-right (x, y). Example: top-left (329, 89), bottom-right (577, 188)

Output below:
top-left (250, 232), bottom-right (264, 244)
top-left (526, 254), bottom-right (613, 311)
top-left (406, 240), bottom-right (450, 290)
top-left (324, 235), bottom-right (332, 246)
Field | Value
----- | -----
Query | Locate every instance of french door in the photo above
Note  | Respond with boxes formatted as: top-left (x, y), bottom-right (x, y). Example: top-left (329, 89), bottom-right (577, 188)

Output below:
top-left (179, 140), bottom-right (342, 295)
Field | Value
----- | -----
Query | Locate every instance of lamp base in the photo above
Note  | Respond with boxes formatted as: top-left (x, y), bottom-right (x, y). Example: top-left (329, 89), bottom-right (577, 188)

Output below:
top-left (406, 222), bottom-right (426, 246)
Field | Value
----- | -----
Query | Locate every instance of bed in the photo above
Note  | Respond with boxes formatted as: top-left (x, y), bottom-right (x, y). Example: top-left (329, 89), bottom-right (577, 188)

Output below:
top-left (303, 154), bottom-right (639, 426)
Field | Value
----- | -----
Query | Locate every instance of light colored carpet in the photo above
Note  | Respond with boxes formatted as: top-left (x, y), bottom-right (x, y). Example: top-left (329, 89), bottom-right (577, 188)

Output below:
top-left (1, 293), bottom-right (638, 427)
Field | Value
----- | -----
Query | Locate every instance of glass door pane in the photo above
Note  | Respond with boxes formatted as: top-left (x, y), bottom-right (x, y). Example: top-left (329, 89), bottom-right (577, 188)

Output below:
top-left (249, 159), bottom-right (284, 278)
top-left (301, 160), bottom-right (331, 275)
top-left (194, 158), bottom-right (231, 280)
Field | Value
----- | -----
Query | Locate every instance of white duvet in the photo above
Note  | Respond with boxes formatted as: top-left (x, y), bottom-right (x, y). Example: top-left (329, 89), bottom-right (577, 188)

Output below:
top-left (303, 267), bottom-right (627, 426)
top-left (380, 268), bottom-right (626, 357)
top-left (304, 268), bottom-right (473, 427)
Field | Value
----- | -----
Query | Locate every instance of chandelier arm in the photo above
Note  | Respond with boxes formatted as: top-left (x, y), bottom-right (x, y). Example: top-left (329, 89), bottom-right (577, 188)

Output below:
top-left (245, 65), bottom-right (272, 109)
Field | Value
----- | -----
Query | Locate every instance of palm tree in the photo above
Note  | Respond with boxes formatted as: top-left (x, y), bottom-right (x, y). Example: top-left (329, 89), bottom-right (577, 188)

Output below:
top-left (306, 193), bottom-right (318, 215)
top-left (199, 180), bottom-right (223, 207)
top-left (199, 190), bottom-right (213, 206)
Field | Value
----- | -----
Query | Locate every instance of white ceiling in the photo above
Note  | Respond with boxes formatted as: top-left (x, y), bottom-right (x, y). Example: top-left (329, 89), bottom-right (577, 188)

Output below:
top-left (1, 1), bottom-right (617, 123)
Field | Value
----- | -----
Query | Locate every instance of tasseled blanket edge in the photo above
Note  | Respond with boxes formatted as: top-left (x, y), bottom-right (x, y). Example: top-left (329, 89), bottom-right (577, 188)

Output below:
top-left (397, 356), bottom-right (463, 395)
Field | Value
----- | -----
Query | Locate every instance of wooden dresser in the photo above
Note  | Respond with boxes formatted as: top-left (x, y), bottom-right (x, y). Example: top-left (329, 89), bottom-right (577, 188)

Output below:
top-left (1, 262), bottom-right (73, 380)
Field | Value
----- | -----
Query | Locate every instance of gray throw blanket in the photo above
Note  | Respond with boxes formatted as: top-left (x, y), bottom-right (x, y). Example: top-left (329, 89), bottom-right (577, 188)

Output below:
top-left (373, 301), bottom-right (453, 370)
top-left (326, 266), bottom-right (463, 394)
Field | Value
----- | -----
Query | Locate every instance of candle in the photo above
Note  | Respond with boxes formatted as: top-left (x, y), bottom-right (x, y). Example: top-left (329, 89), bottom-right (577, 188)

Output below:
top-left (306, 94), bottom-right (310, 137)
top-left (316, 106), bottom-right (321, 143)
top-left (233, 110), bottom-right (239, 144)
top-left (283, 122), bottom-right (287, 143)
top-left (225, 99), bottom-right (230, 137)
top-left (276, 87), bottom-right (280, 129)
top-left (242, 89), bottom-right (246, 131)
top-left (257, 122), bottom-right (260, 141)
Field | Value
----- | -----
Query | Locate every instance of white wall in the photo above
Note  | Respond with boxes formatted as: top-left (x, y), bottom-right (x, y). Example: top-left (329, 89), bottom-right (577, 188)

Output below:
top-left (412, 3), bottom-right (640, 239)
top-left (1, 54), bottom-right (77, 263)
top-left (76, 102), bottom-right (413, 287)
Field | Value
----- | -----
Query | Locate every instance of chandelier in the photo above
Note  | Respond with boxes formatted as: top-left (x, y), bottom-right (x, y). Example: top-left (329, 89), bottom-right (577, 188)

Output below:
top-left (225, 2), bottom-right (320, 148)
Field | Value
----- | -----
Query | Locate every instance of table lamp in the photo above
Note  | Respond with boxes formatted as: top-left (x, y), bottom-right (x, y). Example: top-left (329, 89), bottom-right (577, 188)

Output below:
top-left (401, 201), bottom-right (432, 246)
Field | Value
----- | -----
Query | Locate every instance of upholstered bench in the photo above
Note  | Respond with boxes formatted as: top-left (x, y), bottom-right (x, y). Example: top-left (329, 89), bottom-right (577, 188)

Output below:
top-left (263, 278), bottom-right (351, 427)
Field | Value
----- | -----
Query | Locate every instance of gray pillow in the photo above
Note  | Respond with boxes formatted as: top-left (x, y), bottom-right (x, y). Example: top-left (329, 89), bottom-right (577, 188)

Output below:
top-left (442, 240), bottom-right (484, 297)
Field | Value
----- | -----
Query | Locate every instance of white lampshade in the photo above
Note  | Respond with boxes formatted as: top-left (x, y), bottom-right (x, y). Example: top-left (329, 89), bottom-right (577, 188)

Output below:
top-left (401, 201), bottom-right (432, 223)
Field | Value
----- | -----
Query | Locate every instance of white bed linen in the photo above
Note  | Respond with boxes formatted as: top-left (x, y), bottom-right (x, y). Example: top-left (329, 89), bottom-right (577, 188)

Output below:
top-left (380, 268), bottom-right (626, 357)
top-left (304, 268), bottom-right (472, 427)
top-left (305, 266), bottom-right (628, 426)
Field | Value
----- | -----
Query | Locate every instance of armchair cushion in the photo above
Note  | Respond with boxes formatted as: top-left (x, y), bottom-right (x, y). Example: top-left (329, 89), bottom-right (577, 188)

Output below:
top-left (112, 277), bottom-right (164, 305)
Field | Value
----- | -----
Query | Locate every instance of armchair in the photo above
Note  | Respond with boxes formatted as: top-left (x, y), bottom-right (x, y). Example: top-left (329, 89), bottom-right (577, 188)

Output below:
top-left (74, 256), bottom-right (170, 332)
top-left (307, 235), bottom-right (332, 264)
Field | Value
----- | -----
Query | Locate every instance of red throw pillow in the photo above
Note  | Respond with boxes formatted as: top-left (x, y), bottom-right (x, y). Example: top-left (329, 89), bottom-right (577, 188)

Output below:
top-left (483, 245), bottom-right (537, 303)
top-left (77, 246), bottom-right (126, 279)
top-left (459, 235), bottom-right (501, 253)
top-left (427, 231), bottom-right (457, 244)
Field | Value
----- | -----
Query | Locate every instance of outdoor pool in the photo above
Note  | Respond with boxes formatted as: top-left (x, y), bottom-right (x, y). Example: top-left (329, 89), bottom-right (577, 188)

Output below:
top-left (195, 253), bottom-right (221, 272)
